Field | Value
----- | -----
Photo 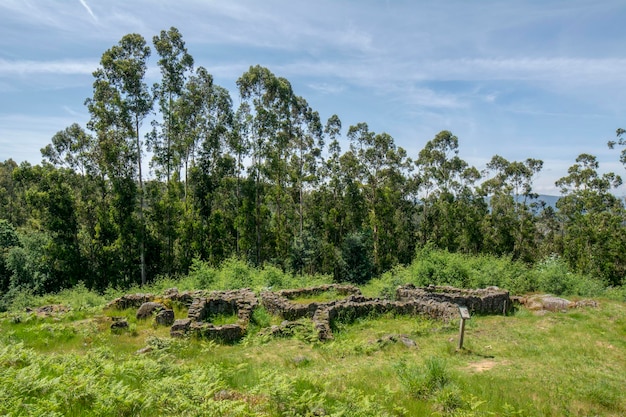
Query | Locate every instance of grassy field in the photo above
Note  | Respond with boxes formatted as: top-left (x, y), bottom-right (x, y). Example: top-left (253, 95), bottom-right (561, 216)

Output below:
top-left (0, 285), bottom-right (624, 416)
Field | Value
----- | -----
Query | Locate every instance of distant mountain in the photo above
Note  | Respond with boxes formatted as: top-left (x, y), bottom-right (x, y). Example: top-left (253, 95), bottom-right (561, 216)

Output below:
top-left (485, 194), bottom-right (560, 211)
top-left (534, 195), bottom-right (560, 209)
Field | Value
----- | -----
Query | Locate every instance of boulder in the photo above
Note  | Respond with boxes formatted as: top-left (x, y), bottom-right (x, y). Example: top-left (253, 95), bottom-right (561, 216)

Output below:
top-left (110, 318), bottom-right (129, 331)
top-left (170, 318), bottom-right (192, 338)
top-left (155, 309), bottom-right (175, 326)
top-left (136, 302), bottom-right (166, 319)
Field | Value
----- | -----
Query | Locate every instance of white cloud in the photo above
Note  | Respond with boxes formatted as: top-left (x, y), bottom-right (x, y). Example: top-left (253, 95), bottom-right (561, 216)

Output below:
top-left (0, 59), bottom-right (97, 75)
top-left (307, 83), bottom-right (346, 95)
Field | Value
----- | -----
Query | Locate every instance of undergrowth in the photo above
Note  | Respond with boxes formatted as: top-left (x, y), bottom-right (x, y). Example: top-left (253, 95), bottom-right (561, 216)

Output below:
top-left (0, 250), bottom-right (624, 416)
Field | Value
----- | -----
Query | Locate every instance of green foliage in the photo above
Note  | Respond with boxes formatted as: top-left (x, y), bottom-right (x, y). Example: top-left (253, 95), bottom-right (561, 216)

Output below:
top-left (188, 256), bottom-right (218, 288)
top-left (6, 231), bottom-right (51, 294)
top-left (2, 26), bottom-right (625, 298)
top-left (395, 356), bottom-right (452, 399)
top-left (337, 231), bottom-right (374, 284)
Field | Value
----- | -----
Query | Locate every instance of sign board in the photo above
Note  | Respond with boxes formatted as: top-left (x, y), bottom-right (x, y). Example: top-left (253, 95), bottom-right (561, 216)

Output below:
top-left (458, 306), bottom-right (471, 320)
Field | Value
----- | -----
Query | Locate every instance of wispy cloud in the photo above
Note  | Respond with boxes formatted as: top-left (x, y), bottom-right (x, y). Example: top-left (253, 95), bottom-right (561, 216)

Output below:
top-left (417, 58), bottom-right (626, 83)
top-left (0, 59), bottom-right (97, 75)
top-left (307, 83), bottom-right (346, 95)
top-left (78, 0), bottom-right (97, 22)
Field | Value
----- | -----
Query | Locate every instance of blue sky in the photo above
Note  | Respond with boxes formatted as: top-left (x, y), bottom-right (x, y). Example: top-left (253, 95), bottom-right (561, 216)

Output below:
top-left (1, 0), bottom-right (625, 194)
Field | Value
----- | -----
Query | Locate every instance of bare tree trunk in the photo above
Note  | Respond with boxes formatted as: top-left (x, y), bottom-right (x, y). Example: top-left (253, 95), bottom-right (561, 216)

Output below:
top-left (136, 118), bottom-right (146, 286)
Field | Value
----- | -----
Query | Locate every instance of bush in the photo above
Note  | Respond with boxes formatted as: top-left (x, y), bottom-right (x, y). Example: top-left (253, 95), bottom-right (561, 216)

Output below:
top-left (218, 257), bottom-right (254, 289)
top-left (534, 255), bottom-right (576, 295)
top-left (188, 257), bottom-right (217, 288)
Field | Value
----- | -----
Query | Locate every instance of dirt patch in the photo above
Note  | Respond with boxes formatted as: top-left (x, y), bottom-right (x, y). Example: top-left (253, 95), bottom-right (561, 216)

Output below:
top-left (466, 359), bottom-right (505, 372)
top-left (595, 341), bottom-right (615, 350)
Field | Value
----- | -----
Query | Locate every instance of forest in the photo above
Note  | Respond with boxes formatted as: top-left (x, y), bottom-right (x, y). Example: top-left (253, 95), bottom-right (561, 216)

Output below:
top-left (1, 27), bottom-right (626, 306)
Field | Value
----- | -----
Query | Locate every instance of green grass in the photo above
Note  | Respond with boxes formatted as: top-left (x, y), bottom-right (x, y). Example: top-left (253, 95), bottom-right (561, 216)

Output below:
top-left (1, 259), bottom-right (625, 417)
top-left (2, 296), bottom-right (624, 416)
top-left (288, 289), bottom-right (346, 305)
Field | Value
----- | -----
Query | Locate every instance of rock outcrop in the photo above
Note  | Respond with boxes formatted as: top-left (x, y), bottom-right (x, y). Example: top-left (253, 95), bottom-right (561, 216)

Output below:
top-left (512, 294), bottom-right (599, 312)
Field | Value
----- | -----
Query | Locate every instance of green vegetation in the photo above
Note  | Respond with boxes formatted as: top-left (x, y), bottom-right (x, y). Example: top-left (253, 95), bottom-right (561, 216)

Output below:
top-left (1, 26), bottom-right (625, 415)
top-left (1, 27), bottom-right (626, 306)
top-left (0, 267), bottom-right (624, 416)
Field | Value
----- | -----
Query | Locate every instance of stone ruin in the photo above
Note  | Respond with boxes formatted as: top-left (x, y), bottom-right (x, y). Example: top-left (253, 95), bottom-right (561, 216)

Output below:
top-left (260, 284), bottom-right (512, 341)
top-left (105, 284), bottom-right (512, 343)
top-left (396, 284), bottom-right (513, 316)
top-left (106, 288), bottom-right (258, 342)
top-left (170, 288), bottom-right (258, 342)
top-left (261, 284), bottom-right (362, 320)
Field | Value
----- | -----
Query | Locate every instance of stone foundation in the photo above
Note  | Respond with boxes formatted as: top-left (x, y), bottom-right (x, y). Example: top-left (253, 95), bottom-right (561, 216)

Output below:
top-left (171, 288), bottom-right (258, 342)
top-left (396, 284), bottom-right (512, 315)
top-left (107, 284), bottom-right (512, 343)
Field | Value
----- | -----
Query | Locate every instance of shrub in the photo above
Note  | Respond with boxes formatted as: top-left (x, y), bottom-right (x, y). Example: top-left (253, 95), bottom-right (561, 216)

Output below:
top-left (188, 257), bottom-right (217, 288)
top-left (218, 257), bottom-right (254, 289)
top-left (534, 255), bottom-right (576, 295)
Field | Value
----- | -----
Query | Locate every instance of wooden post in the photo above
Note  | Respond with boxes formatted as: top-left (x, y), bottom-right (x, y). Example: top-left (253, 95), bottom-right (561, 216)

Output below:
top-left (457, 306), bottom-right (470, 350)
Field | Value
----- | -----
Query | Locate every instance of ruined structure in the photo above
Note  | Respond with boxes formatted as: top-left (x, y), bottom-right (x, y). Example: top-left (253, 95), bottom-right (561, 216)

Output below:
top-left (260, 284), bottom-right (512, 341)
top-left (396, 284), bottom-right (513, 315)
top-left (106, 284), bottom-right (512, 343)
top-left (169, 288), bottom-right (258, 342)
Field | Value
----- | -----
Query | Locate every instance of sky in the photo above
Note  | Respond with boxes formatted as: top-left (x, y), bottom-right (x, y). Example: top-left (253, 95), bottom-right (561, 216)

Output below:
top-left (1, 0), bottom-right (626, 195)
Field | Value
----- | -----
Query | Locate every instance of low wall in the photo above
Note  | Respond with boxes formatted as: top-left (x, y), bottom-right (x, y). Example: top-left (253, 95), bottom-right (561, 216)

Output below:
top-left (171, 288), bottom-right (258, 342)
top-left (396, 284), bottom-right (512, 315)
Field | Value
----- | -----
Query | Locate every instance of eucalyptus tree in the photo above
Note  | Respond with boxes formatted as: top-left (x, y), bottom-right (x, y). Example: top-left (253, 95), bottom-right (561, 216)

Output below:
top-left (415, 131), bottom-right (482, 251)
top-left (186, 69), bottom-right (237, 266)
top-left (288, 95), bottom-right (324, 241)
top-left (41, 123), bottom-right (94, 176)
top-left (85, 32), bottom-right (152, 286)
top-left (150, 27), bottom-right (194, 183)
top-left (314, 115), bottom-right (344, 272)
top-left (481, 155), bottom-right (543, 260)
top-left (608, 127), bottom-right (626, 167)
top-left (346, 123), bottom-right (412, 272)
top-left (555, 153), bottom-right (625, 284)
top-left (148, 27), bottom-right (194, 274)
top-left (237, 65), bottom-right (285, 264)
top-left (231, 102), bottom-right (252, 256)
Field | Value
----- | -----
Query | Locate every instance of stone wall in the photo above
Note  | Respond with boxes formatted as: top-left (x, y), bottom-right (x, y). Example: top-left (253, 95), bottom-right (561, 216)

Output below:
top-left (310, 295), bottom-right (459, 341)
top-left (261, 284), bottom-right (361, 321)
top-left (170, 288), bottom-right (258, 342)
top-left (396, 284), bottom-right (512, 315)
top-left (107, 284), bottom-right (511, 343)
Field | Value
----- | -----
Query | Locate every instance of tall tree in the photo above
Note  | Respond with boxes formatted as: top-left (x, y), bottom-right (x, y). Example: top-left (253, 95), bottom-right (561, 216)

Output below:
top-left (481, 155), bottom-right (543, 260)
top-left (347, 123), bottom-right (412, 272)
top-left (415, 131), bottom-right (481, 251)
top-left (149, 27), bottom-right (194, 274)
top-left (555, 153), bottom-right (625, 284)
top-left (85, 33), bottom-right (152, 286)
top-left (237, 65), bottom-right (282, 265)
top-left (150, 26), bottom-right (194, 183)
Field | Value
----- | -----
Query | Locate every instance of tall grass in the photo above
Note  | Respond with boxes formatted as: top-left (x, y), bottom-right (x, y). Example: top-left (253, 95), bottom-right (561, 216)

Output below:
top-left (363, 245), bottom-right (622, 300)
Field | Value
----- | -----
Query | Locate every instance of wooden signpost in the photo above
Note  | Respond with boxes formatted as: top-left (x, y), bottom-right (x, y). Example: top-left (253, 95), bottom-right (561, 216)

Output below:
top-left (458, 306), bottom-right (470, 350)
